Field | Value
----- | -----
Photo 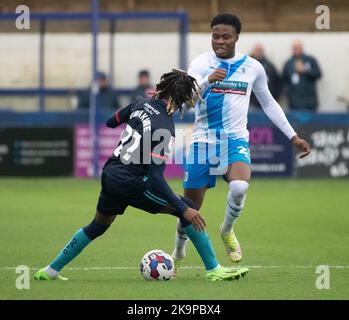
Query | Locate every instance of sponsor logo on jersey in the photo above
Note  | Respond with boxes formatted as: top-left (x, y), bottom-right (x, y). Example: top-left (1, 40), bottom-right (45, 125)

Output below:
top-left (211, 81), bottom-right (248, 95)
top-left (144, 102), bottom-right (160, 115)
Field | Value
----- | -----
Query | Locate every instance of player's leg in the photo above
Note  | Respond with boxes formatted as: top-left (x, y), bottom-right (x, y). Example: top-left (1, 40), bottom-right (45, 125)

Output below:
top-left (184, 187), bottom-right (208, 210)
top-left (161, 200), bottom-right (249, 281)
top-left (164, 197), bottom-right (217, 270)
top-left (172, 187), bottom-right (207, 263)
top-left (34, 211), bottom-right (116, 281)
top-left (172, 142), bottom-right (216, 268)
top-left (220, 161), bottom-right (251, 263)
top-left (34, 173), bottom-right (126, 281)
top-left (127, 182), bottom-right (249, 281)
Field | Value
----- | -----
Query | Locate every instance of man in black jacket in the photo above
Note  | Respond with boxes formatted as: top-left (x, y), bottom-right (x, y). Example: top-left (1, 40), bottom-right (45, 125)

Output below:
top-left (283, 40), bottom-right (322, 111)
top-left (130, 70), bottom-right (155, 101)
top-left (77, 71), bottom-right (120, 111)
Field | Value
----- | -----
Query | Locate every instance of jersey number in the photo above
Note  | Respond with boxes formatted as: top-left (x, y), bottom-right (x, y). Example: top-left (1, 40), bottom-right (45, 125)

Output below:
top-left (237, 146), bottom-right (250, 158)
top-left (114, 124), bottom-right (142, 162)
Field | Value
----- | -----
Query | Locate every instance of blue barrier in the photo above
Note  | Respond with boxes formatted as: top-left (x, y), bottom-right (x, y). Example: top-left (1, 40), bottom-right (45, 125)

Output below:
top-left (1, 110), bottom-right (349, 127)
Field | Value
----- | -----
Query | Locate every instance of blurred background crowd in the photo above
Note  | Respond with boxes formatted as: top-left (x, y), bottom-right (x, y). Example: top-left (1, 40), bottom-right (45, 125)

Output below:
top-left (1, 0), bottom-right (349, 179)
top-left (0, 0), bottom-right (348, 114)
top-left (79, 38), bottom-right (324, 114)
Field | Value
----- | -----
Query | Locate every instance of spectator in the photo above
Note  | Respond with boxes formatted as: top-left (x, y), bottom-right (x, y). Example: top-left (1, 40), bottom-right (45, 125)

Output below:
top-left (77, 71), bottom-right (120, 111)
top-left (130, 70), bottom-right (155, 101)
top-left (283, 40), bottom-right (322, 111)
top-left (249, 43), bottom-right (282, 110)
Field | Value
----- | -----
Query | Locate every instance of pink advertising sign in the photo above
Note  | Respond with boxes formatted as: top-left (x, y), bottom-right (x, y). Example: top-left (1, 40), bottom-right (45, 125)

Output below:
top-left (74, 124), bottom-right (124, 177)
top-left (74, 124), bottom-right (185, 178)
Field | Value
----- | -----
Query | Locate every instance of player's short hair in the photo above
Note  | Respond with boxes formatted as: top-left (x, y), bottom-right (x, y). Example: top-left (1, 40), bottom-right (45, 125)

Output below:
top-left (210, 13), bottom-right (242, 34)
top-left (154, 69), bottom-right (200, 116)
top-left (138, 69), bottom-right (150, 78)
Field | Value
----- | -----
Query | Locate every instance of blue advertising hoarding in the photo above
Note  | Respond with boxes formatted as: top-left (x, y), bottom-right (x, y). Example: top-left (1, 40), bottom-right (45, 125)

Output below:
top-left (249, 126), bottom-right (293, 177)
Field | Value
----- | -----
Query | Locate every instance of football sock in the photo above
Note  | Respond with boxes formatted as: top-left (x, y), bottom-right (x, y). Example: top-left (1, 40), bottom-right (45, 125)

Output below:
top-left (49, 219), bottom-right (109, 273)
top-left (50, 228), bottom-right (92, 272)
top-left (172, 220), bottom-right (188, 260)
top-left (171, 196), bottom-right (195, 260)
top-left (44, 265), bottom-right (59, 278)
top-left (222, 204), bottom-right (242, 235)
top-left (183, 224), bottom-right (219, 271)
top-left (222, 180), bottom-right (249, 235)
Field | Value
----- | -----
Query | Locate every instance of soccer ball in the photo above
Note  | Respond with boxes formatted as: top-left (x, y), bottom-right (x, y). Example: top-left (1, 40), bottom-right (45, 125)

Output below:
top-left (140, 249), bottom-right (174, 281)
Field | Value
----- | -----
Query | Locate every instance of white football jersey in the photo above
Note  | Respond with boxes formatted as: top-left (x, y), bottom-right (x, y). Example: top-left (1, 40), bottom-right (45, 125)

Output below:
top-left (188, 51), bottom-right (296, 144)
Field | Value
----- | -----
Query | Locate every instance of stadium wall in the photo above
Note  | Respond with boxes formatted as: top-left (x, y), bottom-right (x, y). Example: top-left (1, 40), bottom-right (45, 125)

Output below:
top-left (0, 32), bottom-right (348, 111)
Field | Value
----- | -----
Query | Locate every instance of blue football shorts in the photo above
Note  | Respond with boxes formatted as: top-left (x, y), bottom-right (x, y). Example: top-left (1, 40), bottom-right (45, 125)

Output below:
top-left (183, 139), bottom-right (251, 189)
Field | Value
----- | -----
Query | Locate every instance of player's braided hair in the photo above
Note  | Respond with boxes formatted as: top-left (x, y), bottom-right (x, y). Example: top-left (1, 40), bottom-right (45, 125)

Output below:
top-left (153, 69), bottom-right (201, 117)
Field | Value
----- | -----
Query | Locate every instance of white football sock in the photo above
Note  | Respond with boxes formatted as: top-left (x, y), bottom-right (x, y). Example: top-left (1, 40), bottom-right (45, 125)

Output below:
top-left (172, 219), bottom-right (188, 260)
top-left (221, 180), bottom-right (249, 235)
top-left (44, 265), bottom-right (59, 278)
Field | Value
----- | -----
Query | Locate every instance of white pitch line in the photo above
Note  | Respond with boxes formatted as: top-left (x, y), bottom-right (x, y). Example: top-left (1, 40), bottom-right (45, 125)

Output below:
top-left (1, 265), bottom-right (349, 271)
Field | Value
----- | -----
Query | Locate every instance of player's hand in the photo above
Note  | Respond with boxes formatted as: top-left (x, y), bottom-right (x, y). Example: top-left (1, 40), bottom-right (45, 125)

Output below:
top-left (291, 135), bottom-right (311, 159)
top-left (208, 68), bottom-right (226, 83)
top-left (183, 208), bottom-right (206, 232)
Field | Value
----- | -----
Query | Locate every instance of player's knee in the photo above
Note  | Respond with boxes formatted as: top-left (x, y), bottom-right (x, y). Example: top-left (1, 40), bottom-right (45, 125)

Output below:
top-left (83, 218), bottom-right (110, 240)
top-left (228, 180), bottom-right (249, 208)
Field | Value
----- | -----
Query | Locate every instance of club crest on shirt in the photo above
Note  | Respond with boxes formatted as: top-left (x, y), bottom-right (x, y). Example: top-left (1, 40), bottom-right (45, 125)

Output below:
top-left (211, 81), bottom-right (248, 95)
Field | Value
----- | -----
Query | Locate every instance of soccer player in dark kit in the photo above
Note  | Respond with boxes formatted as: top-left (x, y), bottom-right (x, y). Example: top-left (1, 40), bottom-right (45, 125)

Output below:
top-left (34, 69), bottom-right (249, 282)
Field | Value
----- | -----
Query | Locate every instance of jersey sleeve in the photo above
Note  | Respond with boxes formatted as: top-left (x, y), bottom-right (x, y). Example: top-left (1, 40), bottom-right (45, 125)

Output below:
top-left (106, 102), bottom-right (134, 128)
top-left (147, 162), bottom-right (188, 215)
top-left (146, 135), bottom-right (188, 215)
top-left (252, 62), bottom-right (297, 140)
top-left (188, 53), bottom-right (211, 95)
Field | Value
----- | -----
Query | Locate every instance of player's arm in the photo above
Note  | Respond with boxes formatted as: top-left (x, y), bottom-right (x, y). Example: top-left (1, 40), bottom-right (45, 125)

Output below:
top-left (252, 63), bottom-right (310, 158)
top-left (147, 161), bottom-right (205, 231)
top-left (188, 54), bottom-right (226, 95)
top-left (147, 160), bottom-right (188, 214)
top-left (106, 103), bottom-right (134, 128)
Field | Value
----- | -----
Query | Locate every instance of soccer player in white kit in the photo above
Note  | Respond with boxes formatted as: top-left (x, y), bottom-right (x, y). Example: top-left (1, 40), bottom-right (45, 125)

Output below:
top-left (171, 13), bottom-right (311, 272)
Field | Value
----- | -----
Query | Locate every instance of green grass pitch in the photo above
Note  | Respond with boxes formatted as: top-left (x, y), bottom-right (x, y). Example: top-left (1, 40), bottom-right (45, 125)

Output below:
top-left (0, 178), bottom-right (348, 300)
